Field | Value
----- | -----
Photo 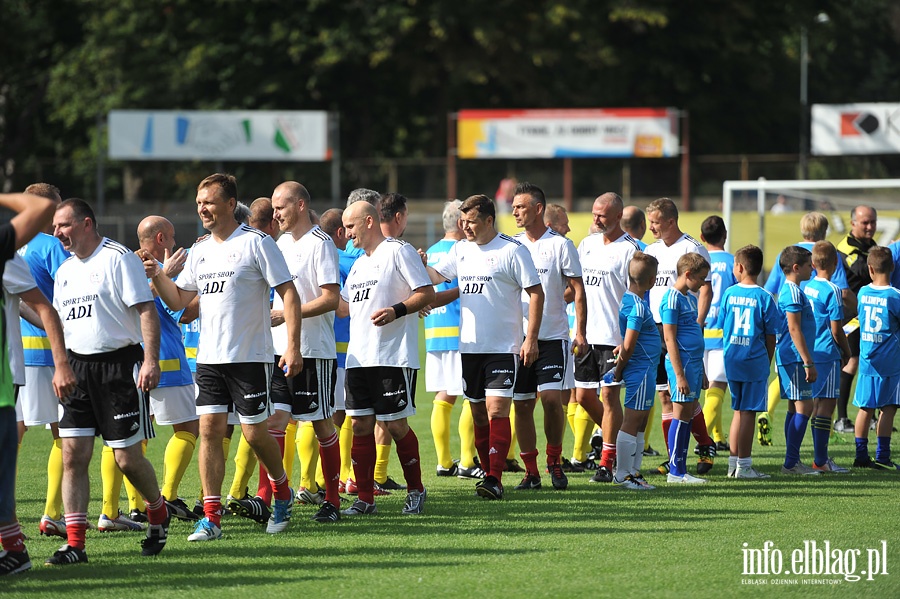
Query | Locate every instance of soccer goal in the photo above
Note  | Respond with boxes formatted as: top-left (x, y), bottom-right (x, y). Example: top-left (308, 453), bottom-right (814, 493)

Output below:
top-left (721, 178), bottom-right (900, 254)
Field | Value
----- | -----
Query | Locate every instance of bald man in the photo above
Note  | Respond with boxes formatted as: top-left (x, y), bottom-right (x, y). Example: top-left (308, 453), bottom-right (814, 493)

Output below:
top-left (621, 206), bottom-right (648, 250)
top-left (136, 217), bottom-right (199, 521)
top-left (249, 198), bottom-right (279, 238)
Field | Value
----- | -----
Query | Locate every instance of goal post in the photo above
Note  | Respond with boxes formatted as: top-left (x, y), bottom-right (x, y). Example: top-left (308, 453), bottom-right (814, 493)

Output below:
top-left (722, 178), bottom-right (900, 260)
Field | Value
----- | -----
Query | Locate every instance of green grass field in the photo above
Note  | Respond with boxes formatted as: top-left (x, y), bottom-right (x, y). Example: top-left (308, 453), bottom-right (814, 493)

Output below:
top-left (8, 372), bottom-right (900, 597)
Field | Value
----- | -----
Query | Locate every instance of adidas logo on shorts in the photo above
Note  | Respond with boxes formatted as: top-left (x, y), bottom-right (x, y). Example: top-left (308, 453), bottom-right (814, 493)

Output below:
top-left (130, 422), bottom-right (139, 431)
top-left (553, 373), bottom-right (561, 380)
top-left (503, 378), bottom-right (512, 385)
top-left (397, 399), bottom-right (407, 408)
top-left (257, 402), bottom-right (265, 410)
top-left (310, 401), bottom-right (318, 409)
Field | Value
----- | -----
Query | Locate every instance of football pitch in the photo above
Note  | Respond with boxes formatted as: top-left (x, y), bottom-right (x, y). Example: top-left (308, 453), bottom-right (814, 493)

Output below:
top-left (8, 370), bottom-right (900, 597)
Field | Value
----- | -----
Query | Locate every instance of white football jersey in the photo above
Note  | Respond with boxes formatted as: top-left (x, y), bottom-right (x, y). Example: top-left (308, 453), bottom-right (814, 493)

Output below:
top-left (54, 238), bottom-right (153, 355)
top-left (341, 238), bottom-right (431, 369)
top-left (4, 254), bottom-right (37, 384)
top-left (578, 232), bottom-right (639, 346)
top-left (433, 233), bottom-right (541, 355)
top-left (272, 226), bottom-right (340, 359)
top-left (514, 228), bottom-right (581, 341)
top-left (644, 233), bottom-right (711, 323)
top-left (176, 225), bottom-right (291, 364)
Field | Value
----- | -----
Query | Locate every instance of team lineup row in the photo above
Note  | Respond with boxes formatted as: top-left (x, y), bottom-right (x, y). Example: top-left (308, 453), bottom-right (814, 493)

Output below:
top-left (1, 178), bottom-right (897, 576)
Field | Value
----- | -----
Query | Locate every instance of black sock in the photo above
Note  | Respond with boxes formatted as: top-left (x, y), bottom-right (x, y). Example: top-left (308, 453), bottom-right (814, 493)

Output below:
top-left (837, 371), bottom-right (854, 420)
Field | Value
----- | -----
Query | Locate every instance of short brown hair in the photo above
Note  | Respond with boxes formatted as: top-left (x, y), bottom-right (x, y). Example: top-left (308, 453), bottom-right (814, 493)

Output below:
top-left (868, 246), bottom-right (894, 274)
top-left (779, 245), bottom-right (812, 274)
top-left (811, 240), bottom-right (837, 271)
top-left (734, 245), bottom-right (763, 276)
top-left (25, 183), bottom-right (62, 202)
top-left (198, 173), bottom-right (237, 203)
top-left (676, 252), bottom-right (709, 277)
top-left (460, 194), bottom-right (495, 220)
top-left (629, 252), bottom-right (658, 286)
top-left (646, 197), bottom-right (678, 222)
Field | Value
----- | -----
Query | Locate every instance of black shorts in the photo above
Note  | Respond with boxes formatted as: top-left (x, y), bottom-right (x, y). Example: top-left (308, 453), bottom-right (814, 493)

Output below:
top-left (574, 344), bottom-right (617, 388)
top-left (270, 355), bottom-right (293, 409)
top-left (196, 362), bottom-right (273, 425)
top-left (461, 353), bottom-right (518, 401)
top-left (847, 327), bottom-right (861, 358)
top-left (655, 324), bottom-right (670, 390)
top-left (59, 345), bottom-right (154, 448)
top-left (287, 358), bottom-right (337, 422)
top-left (345, 366), bottom-right (416, 421)
top-left (514, 339), bottom-right (568, 399)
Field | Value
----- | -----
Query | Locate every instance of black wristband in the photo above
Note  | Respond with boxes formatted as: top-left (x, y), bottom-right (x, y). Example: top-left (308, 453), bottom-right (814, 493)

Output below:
top-left (392, 302), bottom-right (408, 318)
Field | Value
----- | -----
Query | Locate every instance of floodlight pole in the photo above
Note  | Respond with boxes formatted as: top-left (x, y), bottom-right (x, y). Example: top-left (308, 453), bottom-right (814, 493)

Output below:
top-left (563, 158), bottom-right (573, 211)
top-left (96, 113), bottom-right (106, 217)
top-left (329, 112), bottom-right (341, 206)
top-left (680, 110), bottom-right (691, 212)
top-left (447, 113), bottom-right (457, 201)
top-left (799, 26), bottom-right (809, 180)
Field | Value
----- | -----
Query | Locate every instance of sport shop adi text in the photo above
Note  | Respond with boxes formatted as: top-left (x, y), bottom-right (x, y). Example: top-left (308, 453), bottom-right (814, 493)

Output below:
top-left (742, 540), bottom-right (889, 583)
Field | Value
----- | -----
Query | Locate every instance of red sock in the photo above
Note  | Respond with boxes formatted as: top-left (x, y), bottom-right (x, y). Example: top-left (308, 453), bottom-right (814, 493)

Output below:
top-left (601, 443), bottom-right (616, 469)
top-left (395, 428), bottom-right (424, 492)
top-left (257, 429), bottom-right (286, 503)
top-left (691, 404), bottom-right (713, 446)
top-left (0, 522), bottom-right (26, 553)
top-left (351, 432), bottom-right (377, 504)
top-left (489, 417), bottom-right (512, 483)
top-left (662, 414), bottom-right (673, 455)
top-left (145, 495), bottom-right (168, 525)
top-left (204, 496), bottom-right (222, 527)
top-left (520, 449), bottom-right (539, 476)
top-left (546, 443), bottom-right (563, 465)
top-left (474, 423), bottom-right (491, 477)
top-left (269, 471), bottom-right (291, 501)
top-left (65, 513), bottom-right (87, 550)
top-left (318, 431), bottom-right (342, 508)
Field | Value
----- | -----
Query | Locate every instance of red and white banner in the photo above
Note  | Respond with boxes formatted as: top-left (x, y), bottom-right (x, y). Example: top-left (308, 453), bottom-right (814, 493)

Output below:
top-left (812, 103), bottom-right (900, 155)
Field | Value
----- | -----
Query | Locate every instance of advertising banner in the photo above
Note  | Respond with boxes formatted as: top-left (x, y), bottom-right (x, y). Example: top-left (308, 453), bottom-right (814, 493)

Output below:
top-left (457, 108), bottom-right (679, 159)
top-left (109, 110), bottom-right (329, 161)
top-left (812, 103), bottom-right (900, 155)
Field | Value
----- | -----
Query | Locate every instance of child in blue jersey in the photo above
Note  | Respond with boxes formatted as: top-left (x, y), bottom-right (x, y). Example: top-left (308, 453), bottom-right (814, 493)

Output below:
top-left (700, 216), bottom-right (736, 452)
top-left (661, 252), bottom-right (710, 484)
top-left (852, 247), bottom-right (900, 470)
top-left (604, 252), bottom-right (660, 490)
top-left (805, 241), bottom-right (852, 473)
top-left (717, 245), bottom-right (778, 479)
top-left (775, 245), bottom-right (819, 475)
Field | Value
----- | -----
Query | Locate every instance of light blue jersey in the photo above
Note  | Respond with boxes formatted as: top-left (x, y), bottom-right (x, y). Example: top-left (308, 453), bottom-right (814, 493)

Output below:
top-left (333, 247), bottom-right (359, 369)
top-left (717, 284), bottom-right (779, 382)
top-left (618, 290), bottom-right (661, 372)
top-left (660, 287), bottom-right (704, 364)
top-left (889, 241), bottom-right (900, 289)
top-left (764, 241), bottom-right (849, 294)
top-left (857, 284), bottom-right (900, 377)
top-left (804, 277), bottom-right (844, 363)
top-left (776, 281), bottom-right (817, 366)
top-left (156, 297), bottom-right (193, 388)
top-left (704, 250), bottom-right (736, 351)
top-left (424, 239), bottom-right (460, 352)
top-left (19, 233), bottom-right (69, 366)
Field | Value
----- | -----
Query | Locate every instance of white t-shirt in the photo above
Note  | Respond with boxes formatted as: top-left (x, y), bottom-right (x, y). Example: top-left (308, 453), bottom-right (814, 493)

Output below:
top-left (176, 225), bottom-right (291, 364)
top-left (644, 233), bottom-right (712, 323)
top-left (433, 233), bottom-right (541, 355)
top-left (54, 238), bottom-right (153, 355)
top-left (578, 232), bottom-right (639, 346)
top-left (4, 254), bottom-right (37, 384)
top-left (341, 238), bottom-right (431, 369)
top-left (514, 228), bottom-right (581, 341)
top-left (272, 226), bottom-right (340, 359)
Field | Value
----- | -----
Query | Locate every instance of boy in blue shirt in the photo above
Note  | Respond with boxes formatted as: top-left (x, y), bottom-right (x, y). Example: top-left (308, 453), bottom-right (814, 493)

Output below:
top-left (661, 253), bottom-right (710, 484)
top-left (718, 246), bottom-right (778, 478)
top-left (805, 241), bottom-right (852, 473)
top-left (775, 246), bottom-right (820, 475)
top-left (604, 252), bottom-right (660, 490)
top-left (852, 247), bottom-right (900, 469)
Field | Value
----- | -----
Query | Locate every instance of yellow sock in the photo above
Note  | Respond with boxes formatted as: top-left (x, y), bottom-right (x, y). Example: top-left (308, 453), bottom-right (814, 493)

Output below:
top-left (101, 444), bottom-right (123, 518)
top-left (339, 417), bottom-right (353, 482)
top-left (222, 434), bottom-right (232, 459)
top-left (566, 401), bottom-right (577, 437)
top-left (123, 441), bottom-right (147, 512)
top-left (506, 407), bottom-right (517, 460)
top-left (283, 421), bottom-right (298, 483)
top-left (298, 421), bottom-right (319, 490)
top-left (572, 404), bottom-right (593, 461)
top-left (767, 378), bottom-right (781, 419)
top-left (431, 399), bottom-right (454, 469)
top-left (229, 434), bottom-right (256, 499)
top-left (45, 438), bottom-right (64, 519)
top-left (161, 431), bottom-right (196, 500)
top-left (374, 444), bottom-right (390, 484)
top-left (703, 387), bottom-right (727, 443)
top-left (458, 400), bottom-right (477, 468)
top-left (645, 402), bottom-right (658, 450)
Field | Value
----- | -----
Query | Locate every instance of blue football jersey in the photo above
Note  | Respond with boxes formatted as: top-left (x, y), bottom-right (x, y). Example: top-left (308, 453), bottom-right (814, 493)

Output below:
top-left (804, 277), bottom-right (844, 363)
top-left (619, 291), bottom-right (661, 373)
top-left (19, 233), bottom-right (69, 366)
top-left (660, 287), bottom-right (704, 363)
top-left (718, 284), bottom-right (779, 382)
top-left (857, 284), bottom-right (900, 377)
top-left (704, 250), bottom-right (736, 351)
top-left (776, 281), bottom-right (817, 366)
top-left (764, 241), bottom-right (849, 294)
top-left (424, 239), bottom-right (460, 352)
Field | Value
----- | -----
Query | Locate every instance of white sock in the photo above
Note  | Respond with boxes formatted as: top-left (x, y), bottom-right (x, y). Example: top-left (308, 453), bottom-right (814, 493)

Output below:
top-left (634, 431), bottom-right (646, 472)
top-left (728, 455), bottom-right (738, 473)
top-left (615, 432), bottom-right (636, 482)
top-left (737, 457), bottom-right (752, 471)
